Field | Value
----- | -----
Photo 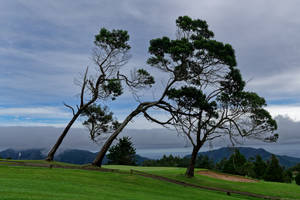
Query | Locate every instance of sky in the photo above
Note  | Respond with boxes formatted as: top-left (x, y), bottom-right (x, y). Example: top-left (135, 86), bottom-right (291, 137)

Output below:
top-left (0, 0), bottom-right (300, 158)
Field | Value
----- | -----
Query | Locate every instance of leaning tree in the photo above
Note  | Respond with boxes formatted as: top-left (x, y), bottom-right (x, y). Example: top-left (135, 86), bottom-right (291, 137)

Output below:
top-left (45, 28), bottom-right (154, 161)
top-left (81, 16), bottom-right (277, 170)
top-left (143, 16), bottom-right (278, 177)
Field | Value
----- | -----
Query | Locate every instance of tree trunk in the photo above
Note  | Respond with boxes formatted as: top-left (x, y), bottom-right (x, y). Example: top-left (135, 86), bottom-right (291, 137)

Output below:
top-left (92, 104), bottom-right (144, 167)
top-left (45, 111), bottom-right (81, 161)
top-left (185, 146), bottom-right (201, 177)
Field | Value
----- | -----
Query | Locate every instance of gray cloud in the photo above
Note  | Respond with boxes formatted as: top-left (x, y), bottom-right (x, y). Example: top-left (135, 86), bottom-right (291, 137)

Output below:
top-left (0, 115), bottom-right (299, 158)
top-left (2, 0), bottom-right (300, 105)
top-left (1, 1), bottom-right (300, 158)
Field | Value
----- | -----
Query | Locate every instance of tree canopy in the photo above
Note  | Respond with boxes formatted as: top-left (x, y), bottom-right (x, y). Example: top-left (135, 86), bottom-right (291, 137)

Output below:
top-left (107, 136), bottom-right (136, 165)
top-left (145, 15), bottom-right (278, 177)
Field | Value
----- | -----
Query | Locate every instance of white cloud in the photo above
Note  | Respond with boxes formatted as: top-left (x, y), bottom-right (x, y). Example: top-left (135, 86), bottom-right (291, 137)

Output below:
top-left (0, 106), bottom-right (71, 119)
top-left (266, 105), bottom-right (300, 122)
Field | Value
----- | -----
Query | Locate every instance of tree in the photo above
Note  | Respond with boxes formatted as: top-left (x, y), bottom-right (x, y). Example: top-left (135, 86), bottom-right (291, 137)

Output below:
top-left (148, 16), bottom-right (278, 177)
top-left (107, 136), bottom-right (136, 165)
top-left (216, 158), bottom-right (227, 171)
top-left (196, 155), bottom-right (214, 169)
top-left (295, 173), bottom-right (300, 185)
top-left (223, 149), bottom-right (247, 175)
top-left (81, 104), bottom-right (120, 142)
top-left (263, 155), bottom-right (284, 182)
top-left (253, 155), bottom-right (267, 179)
top-left (89, 16), bottom-right (277, 170)
top-left (241, 161), bottom-right (256, 178)
top-left (283, 169), bottom-right (293, 183)
top-left (45, 28), bottom-right (154, 161)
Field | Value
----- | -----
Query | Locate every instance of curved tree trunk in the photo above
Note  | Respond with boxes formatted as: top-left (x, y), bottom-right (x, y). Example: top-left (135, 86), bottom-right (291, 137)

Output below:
top-left (92, 104), bottom-right (145, 167)
top-left (45, 112), bottom-right (81, 161)
top-left (185, 145), bottom-right (201, 177)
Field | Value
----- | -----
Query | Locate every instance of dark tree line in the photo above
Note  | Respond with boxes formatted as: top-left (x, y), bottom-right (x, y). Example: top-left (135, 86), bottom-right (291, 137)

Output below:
top-left (143, 149), bottom-right (295, 183)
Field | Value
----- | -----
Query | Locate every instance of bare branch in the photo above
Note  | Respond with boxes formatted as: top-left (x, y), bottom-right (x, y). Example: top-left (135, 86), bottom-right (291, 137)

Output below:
top-left (63, 102), bottom-right (75, 116)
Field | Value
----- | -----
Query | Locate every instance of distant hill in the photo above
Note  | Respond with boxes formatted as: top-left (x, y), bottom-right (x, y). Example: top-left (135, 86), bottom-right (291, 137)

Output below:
top-left (0, 149), bottom-right (148, 165)
top-left (196, 147), bottom-right (300, 168)
top-left (1, 147), bottom-right (299, 168)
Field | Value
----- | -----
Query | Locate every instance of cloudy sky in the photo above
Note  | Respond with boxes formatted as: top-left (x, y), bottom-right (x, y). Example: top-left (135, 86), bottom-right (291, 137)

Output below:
top-left (0, 0), bottom-right (300, 157)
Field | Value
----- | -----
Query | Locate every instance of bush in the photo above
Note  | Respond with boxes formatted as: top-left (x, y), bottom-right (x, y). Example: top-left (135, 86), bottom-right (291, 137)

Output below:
top-left (295, 173), bottom-right (300, 185)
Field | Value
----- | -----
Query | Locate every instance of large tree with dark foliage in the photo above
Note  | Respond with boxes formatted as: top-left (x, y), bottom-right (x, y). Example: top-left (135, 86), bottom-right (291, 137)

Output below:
top-left (147, 16), bottom-right (278, 177)
top-left (107, 137), bottom-right (136, 165)
top-left (46, 28), bottom-right (154, 161)
top-left (80, 16), bottom-right (277, 172)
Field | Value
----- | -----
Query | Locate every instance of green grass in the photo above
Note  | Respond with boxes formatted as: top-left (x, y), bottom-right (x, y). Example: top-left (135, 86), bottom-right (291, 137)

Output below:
top-left (0, 165), bottom-right (251, 200)
top-left (104, 165), bottom-right (300, 200)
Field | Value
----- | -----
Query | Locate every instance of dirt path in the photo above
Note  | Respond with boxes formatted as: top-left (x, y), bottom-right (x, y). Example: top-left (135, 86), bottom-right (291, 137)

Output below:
top-left (197, 170), bottom-right (258, 183)
top-left (130, 170), bottom-right (282, 200)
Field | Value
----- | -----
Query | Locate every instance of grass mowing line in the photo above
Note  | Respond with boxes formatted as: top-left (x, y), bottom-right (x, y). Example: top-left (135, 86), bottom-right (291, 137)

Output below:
top-left (130, 169), bottom-right (282, 200)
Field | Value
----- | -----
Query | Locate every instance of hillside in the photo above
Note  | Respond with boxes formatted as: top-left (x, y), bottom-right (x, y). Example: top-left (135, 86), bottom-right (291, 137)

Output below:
top-left (0, 149), bottom-right (148, 165)
top-left (197, 147), bottom-right (300, 168)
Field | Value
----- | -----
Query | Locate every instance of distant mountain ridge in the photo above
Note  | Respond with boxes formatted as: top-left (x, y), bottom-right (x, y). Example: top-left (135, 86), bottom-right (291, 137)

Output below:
top-left (196, 147), bottom-right (300, 168)
top-left (0, 149), bottom-right (148, 165)
top-left (1, 147), bottom-right (299, 167)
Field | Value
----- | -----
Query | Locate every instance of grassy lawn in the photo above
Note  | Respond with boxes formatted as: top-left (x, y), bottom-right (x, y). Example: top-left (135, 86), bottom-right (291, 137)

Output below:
top-left (0, 165), bottom-right (251, 200)
top-left (104, 165), bottom-right (300, 200)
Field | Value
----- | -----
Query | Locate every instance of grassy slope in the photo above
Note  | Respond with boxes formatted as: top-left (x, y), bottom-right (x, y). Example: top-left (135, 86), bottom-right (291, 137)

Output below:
top-left (0, 165), bottom-right (248, 200)
top-left (105, 165), bottom-right (300, 200)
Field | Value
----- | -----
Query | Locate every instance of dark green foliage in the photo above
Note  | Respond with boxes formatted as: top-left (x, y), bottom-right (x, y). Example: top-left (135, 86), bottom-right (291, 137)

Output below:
top-left (81, 104), bottom-right (119, 141)
top-left (291, 163), bottom-right (300, 172)
top-left (295, 173), bottom-right (300, 185)
top-left (143, 154), bottom-right (215, 169)
top-left (222, 149), bottom-right (247, 175)
top-left (107, 137), bottom-right (136, 165)
top-left (283, 170), bottom-right (293, 183)
top-left (102, 79), bottom-right (123, 100)
top-left (136, 69), bottom-right (155, 85)
top-left (214, 151), bottom-right (295, 183)
top-left (263, 155), bottom-right (284, 182)
top-left (253, 155), bottom-right (267, 179)
top-left (95, 28), bottom-right (130, 50)
top-left (176, 16), bottom-right (214, 39)
top-left (216, 158), bottom-right (227, 171)
top-left (241, 161), bottom-right (256, 178)
top-left (143, 155), bottom-right (183, 167)
top-left (167, 87), bottom-right (218, 118)
top-left (196, 155), bottom-right (214, 169)
top-left (147, 16), bottom-right (277, 178)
